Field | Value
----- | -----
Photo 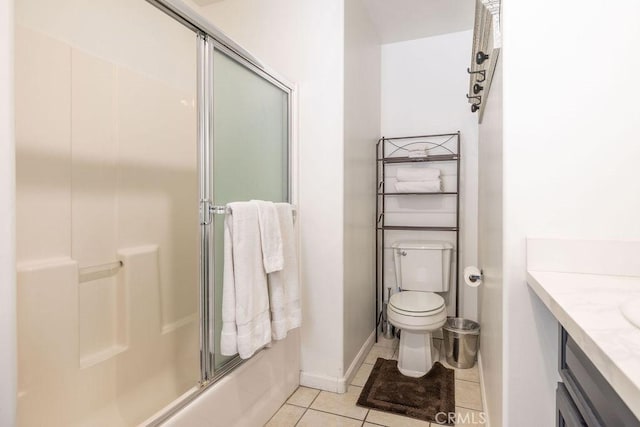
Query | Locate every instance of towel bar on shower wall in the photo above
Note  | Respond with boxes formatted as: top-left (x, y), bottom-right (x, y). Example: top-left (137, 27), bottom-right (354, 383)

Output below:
top-left (78, 261), bottom-right (123, 283)
top-left (209, 204), bottom-right (297, 219)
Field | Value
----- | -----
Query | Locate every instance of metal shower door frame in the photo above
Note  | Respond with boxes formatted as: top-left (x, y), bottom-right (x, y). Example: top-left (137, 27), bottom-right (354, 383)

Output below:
top-left (147, 1), bottom-right (295, 424)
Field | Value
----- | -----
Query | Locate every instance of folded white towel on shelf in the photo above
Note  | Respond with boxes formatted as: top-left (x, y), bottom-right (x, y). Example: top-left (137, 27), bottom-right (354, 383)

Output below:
top-left (408, 149), bottom-right (428, 158)
top-left (267, 203), bottom-right (301, 340)
top-left (396, 167), bottom-right (441, 182)
top-left (394, 180), bottom-right (443, 193)
top-left (251, 199), bottom-right (284, 274)
top-left (221, 202), bottom-right (272, 359)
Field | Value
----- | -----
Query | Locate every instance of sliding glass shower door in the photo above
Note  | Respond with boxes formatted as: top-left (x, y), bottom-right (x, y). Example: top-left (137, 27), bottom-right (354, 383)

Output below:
top-left (210, 47), bottom-right (290, 371)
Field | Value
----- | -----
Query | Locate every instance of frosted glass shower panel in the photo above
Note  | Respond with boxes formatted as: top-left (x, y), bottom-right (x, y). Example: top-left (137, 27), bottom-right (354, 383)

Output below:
top-left (213, 50), bottom-right (289, 203)
top-left (212, 49), bottom-right (289, 370)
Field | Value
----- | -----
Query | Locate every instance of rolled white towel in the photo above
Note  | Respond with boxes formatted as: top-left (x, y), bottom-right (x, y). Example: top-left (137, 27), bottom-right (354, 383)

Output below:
top-left (396, 167), bottom-right (440, 182)
top-left (394, 180), bottom-right (443, 193)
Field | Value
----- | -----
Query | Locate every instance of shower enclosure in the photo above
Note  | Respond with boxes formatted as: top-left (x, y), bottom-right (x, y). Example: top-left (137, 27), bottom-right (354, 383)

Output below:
top-left (15, 1), bottom-right (292, 425)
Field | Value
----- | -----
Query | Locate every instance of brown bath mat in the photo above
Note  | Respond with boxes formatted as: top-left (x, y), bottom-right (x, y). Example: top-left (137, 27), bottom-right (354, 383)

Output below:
top-left (357, 358), bottom-right (455, 425)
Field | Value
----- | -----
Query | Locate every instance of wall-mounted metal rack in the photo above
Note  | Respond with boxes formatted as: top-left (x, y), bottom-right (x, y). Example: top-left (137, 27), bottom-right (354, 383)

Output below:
top-left (375, 132), bottom-right (461, 342)
top-left (467, 0), bottom-right (502, 121)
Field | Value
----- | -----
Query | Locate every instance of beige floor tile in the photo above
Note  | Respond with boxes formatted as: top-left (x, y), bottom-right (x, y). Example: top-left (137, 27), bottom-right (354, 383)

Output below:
top-left (391, 348), bottom-right (399, 361)
top-left (454, 407), bottom-right (486, 427)
top-left (286, 386), bottom-right (320, 408)
top-left (375, 336), bottom-right (399, 349)
top-left (264, 404), bottom-right (306, 427)
top-left (363, 423), bottom-right (385, 427)
top-left (455, 380), bottom-right (483, 410)
top-left (366, 409), bottom-right (431, 426)
top-left (296, 409), bottom-right (362, 427)
top-left (455, 364), bottom-right (480, 383)
top-left (439, 358), bottom-right (480, 383)
top-left (365, 345), bottom-right (396, 364)
top-left (310, 385), bottom-right (369, 420)
top-left (351, 362), bottom-right (375, 387)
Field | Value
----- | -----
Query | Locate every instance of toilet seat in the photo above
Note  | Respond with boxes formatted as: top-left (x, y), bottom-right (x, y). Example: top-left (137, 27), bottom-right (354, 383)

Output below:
top-left (387, 291), bottom-right (447, 332)
top-left (389, 291), bottom-right (445, 316)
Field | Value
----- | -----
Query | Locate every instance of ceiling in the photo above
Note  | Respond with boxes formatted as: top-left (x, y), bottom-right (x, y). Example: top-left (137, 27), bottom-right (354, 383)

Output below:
top-left (191, 0), bottom-right (476, 44)
top-left (362, 0), bottom-right (475, 44)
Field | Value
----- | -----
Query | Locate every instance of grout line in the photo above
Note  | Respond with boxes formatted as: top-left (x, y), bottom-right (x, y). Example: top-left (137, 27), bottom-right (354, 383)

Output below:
top-left (302, 407), bottom-right (368, 423)
top-left (456, 404), bottom-right (484, 412)
top-left (454, 377), bottom-right (481, 384)
top-left (293, 407), bottom-right (307, 427)
top-left (294, 386), bottom-right (323, 427)
top-left (362, 418), bottom-right (386, 427)
top-left (287, 402), bottom-right (311, 409)
top-left (266, 386), bottom-right (305, 425)
top-left (307, 389), bottom-right (321, 407)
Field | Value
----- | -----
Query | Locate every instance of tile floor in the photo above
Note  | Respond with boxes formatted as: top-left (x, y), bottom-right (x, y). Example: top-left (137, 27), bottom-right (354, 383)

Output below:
top-left (265, 336), bottom-right (485, 427)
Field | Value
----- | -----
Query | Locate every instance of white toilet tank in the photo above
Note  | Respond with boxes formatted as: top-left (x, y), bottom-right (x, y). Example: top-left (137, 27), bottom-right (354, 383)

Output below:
top-left (392, 241), bottom-right (453, 292)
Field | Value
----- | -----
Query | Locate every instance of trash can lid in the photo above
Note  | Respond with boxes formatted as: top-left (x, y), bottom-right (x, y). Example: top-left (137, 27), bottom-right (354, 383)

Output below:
top-left (443, 318), bottom-right (480, 334)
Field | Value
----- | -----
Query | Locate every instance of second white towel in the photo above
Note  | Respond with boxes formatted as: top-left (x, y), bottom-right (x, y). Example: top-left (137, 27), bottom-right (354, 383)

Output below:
top-left (267, 203), bottom-right (301, 341)
top-left (395, 180), bottom-right (443, 193)
top-left (396, 167), bottom-right (441, 182)
top-left (252, 200), bottom-right (284, 274)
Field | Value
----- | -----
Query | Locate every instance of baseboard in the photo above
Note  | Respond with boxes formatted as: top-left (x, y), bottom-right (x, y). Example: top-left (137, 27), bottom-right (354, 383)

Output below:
top-left (299, 371), bottom-right (343, 393)
top-left (478, 351), bottom-right (491, 427)
top-left (300, 330), bottom-right (375, 394)
top-left (339, 330), bottom-right (375, 392)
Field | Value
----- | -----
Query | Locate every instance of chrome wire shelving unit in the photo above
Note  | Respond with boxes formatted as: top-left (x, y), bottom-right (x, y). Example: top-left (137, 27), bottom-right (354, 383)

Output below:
top-left (375, 132), bottom-right (461, 342)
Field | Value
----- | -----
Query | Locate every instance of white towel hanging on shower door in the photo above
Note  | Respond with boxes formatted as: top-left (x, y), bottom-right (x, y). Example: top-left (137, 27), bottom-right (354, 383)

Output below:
top-left (267, 203), bottom-right (301, 340)
top-left (251, 199), bottom-right (284, 274)
top-left (220, 202), bottom-right (272, 359)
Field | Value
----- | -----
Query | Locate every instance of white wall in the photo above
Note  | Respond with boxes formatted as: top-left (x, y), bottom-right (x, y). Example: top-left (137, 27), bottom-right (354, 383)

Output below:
top-left (499, 1), bottom-right (640, 426)
top-left (477, 56), bottom-right (502, 427)
top-left (380, 31), bottom-right (479, 320)
top-left (0, 0), bottom-right (16, 424)
top-left (343, 0), bottom-right (380, 375)
top-left (200, 0), bottom-right (346, 390)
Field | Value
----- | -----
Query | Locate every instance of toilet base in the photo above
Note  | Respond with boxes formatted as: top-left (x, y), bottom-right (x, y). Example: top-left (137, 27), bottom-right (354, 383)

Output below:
top-left (397, 330), bottom-right (439, 377)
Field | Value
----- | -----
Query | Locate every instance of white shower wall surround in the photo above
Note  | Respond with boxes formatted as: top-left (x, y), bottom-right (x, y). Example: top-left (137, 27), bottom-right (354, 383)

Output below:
top-left (15, 18), bottom-right (200, 425)
top-left (15, 0), bottom-right (296, 426)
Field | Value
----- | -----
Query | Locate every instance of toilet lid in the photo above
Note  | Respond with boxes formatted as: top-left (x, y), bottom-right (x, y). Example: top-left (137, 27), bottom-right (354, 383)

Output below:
top-left (389, 291), bottom-right (445, 314)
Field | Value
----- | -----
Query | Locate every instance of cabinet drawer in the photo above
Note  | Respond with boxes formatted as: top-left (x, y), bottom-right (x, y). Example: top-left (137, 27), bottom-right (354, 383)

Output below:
top-left (559, 327), bottom-right (639, 427)
top-left (557, 382), bottom-right (587, 427)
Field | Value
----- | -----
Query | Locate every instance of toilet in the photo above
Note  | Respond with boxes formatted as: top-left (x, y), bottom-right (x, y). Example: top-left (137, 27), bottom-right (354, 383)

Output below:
top-left (388, 240), bottom-right (453, 377)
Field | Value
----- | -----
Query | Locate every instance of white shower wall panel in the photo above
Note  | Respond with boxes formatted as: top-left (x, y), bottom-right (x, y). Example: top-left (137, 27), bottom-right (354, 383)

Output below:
top-left (16, 247), bottom-right (199, 426)
top-left (15, 27), bottom-right (72, 263)
top-left (15, 1), bottom-right (200, 422)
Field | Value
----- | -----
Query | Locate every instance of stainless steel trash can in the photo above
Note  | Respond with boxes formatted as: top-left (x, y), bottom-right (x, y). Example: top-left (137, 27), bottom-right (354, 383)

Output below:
top-left (443, 318), bottom-right (480, 369)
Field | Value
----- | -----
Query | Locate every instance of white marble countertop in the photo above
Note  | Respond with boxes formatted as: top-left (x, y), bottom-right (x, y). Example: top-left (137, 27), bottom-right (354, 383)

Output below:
top-left (527, 270), bottom-right (640, 419)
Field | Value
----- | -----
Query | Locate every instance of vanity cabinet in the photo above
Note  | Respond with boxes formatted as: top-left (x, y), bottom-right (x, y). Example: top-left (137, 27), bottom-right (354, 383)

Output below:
top-left (558, 327), bottom-right (640, 427)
